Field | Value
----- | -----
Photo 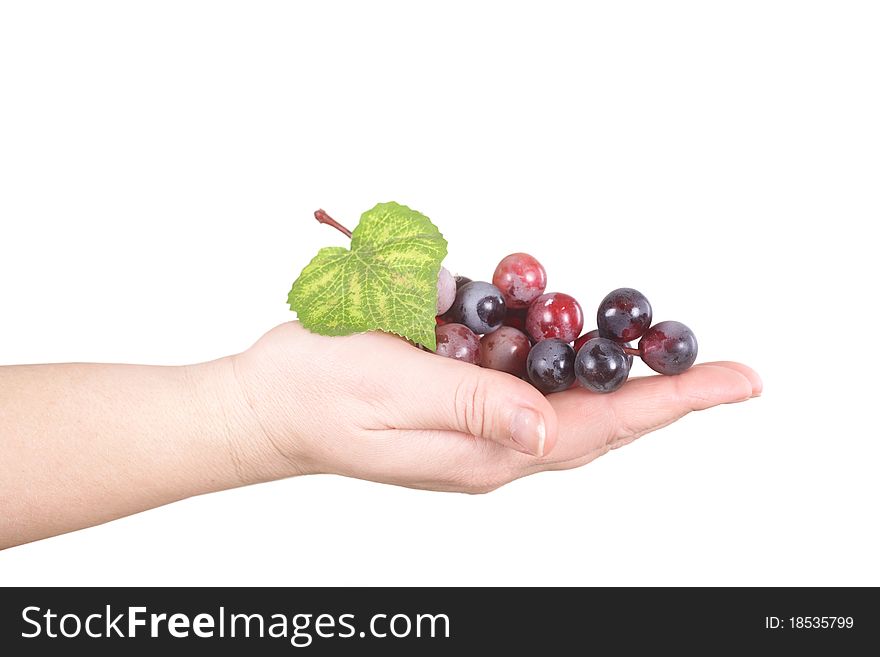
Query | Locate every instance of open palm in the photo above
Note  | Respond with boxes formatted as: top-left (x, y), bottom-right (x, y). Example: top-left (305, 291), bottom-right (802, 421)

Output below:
top-left (233, 323), bottom-right (762, 493)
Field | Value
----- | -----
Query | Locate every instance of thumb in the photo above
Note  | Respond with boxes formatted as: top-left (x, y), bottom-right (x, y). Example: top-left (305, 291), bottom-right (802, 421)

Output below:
top-left (401, 356), bottom-right (559, 457)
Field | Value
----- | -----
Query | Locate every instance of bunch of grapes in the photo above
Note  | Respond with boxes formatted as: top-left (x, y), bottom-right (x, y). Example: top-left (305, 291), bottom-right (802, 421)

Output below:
top-left (434, 254), bottom-right (698, 394)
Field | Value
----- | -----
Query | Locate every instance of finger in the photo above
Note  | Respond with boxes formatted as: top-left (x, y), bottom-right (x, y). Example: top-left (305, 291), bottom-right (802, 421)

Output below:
top-left (700, 361), bottom-right (763, 396)
top-left (392, 350), bottom-right (559, 458)
top-left (530, 363), bottom-right (755, 466)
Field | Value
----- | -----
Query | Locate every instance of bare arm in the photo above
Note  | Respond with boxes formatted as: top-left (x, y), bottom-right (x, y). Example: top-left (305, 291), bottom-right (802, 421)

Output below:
top-left (0, 322), bottom-right (761, 550)
top-left (0, 360), bottom-right (254, 548)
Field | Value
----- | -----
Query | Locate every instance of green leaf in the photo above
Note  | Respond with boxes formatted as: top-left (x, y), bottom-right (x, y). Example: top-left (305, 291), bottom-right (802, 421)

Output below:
top-left (288, 202), bottom-right (448, 350)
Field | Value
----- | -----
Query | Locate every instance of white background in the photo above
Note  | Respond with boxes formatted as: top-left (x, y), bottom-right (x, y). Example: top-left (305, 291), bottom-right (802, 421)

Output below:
top-left (1, 1), bottom-right (878, 586)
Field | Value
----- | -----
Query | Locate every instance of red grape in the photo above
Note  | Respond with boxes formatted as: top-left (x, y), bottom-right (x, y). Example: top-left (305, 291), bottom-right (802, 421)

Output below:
top-left (525, 292), bottom-right (583, 343)
top-left (503, 307), bottom-right (528, 333)
top-left (573, 329), bottom-right (601, 353)
top-left (492, 253), bottom-right (548, 309)
top-left (480, 326), bottom-right (531, 377)
top-left (435, 323), bottom-right (481, 364)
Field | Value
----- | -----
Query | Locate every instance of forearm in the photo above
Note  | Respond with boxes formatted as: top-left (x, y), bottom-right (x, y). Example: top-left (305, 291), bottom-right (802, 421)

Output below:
top-left (0, 358), bottom-right (263, 549)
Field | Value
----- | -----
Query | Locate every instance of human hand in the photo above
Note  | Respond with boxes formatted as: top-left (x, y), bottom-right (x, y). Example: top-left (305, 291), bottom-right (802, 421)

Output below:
top-left (0, 321), bottom-right (760, 548)
top-left (224, 322), bottom-right (761, 493)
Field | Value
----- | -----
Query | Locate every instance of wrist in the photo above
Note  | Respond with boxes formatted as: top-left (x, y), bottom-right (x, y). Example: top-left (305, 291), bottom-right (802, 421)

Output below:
top-left (184, 355), bottom-right (310, 487)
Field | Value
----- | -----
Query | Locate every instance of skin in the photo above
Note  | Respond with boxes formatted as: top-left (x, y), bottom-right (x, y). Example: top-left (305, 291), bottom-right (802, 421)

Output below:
top-left (0, 322), bottom-right (761, 549)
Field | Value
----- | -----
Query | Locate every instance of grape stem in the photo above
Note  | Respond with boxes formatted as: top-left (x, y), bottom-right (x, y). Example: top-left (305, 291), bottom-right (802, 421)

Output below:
top-left (314, 209), bottom-right (352, 239)
top-left (623, 346), bottom-right (641, 357)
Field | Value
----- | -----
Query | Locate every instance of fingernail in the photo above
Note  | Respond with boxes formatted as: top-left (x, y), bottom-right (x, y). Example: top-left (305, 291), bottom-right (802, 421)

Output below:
top-left (510, 409), bottom-right (546, 457)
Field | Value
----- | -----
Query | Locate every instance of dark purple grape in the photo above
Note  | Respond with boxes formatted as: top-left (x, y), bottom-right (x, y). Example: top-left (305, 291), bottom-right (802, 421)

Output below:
top-left (435, 323), bottom-right (481, 364)
top-left (526, 338), bottom-right (575, 394)
top-left (575, 329), bottom-right (634, 368)
top-left (480, 326), bottom-right (531, 377)
top-left (443, 281), bottom-right (506, 335)
top-left (639, 321), bottom-right (698, 375)
top-left (597, 288), bottom-right (652, 343)
top-left (454, 275), bottom-right (472, 291)
top-left (574, 338), bottom-right (630, 393)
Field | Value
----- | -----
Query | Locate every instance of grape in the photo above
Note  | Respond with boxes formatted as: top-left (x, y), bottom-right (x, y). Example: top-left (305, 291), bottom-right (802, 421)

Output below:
top-left (526, 338), bottom-right (575, 393)
top-left (525, 292), bottom-right (583, 343)
top-left (574, 338), bottom-right (630, 393)
top-left (638, 321), bottom-right (698, 375)
top-left (443, 281), bottom-right (506, 335)
top-left (573, 329), bottom-right (601, 353)
top-left (503, 307), bottom-right (529, 333)
top-left (597, 288), bottom-right (652, 343)
top-left (480, 326), bottom-right (531, 377)
top-left (436, 267), bottom-right (456, 316)
top-left (575, 329), bottom-right (633, 368)
top-left (435, 323), bottom-right (481, 364)
top-left (492, 253), bottom-right (547, 309)
top-left (454, 275), bottom-right (472, 291)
